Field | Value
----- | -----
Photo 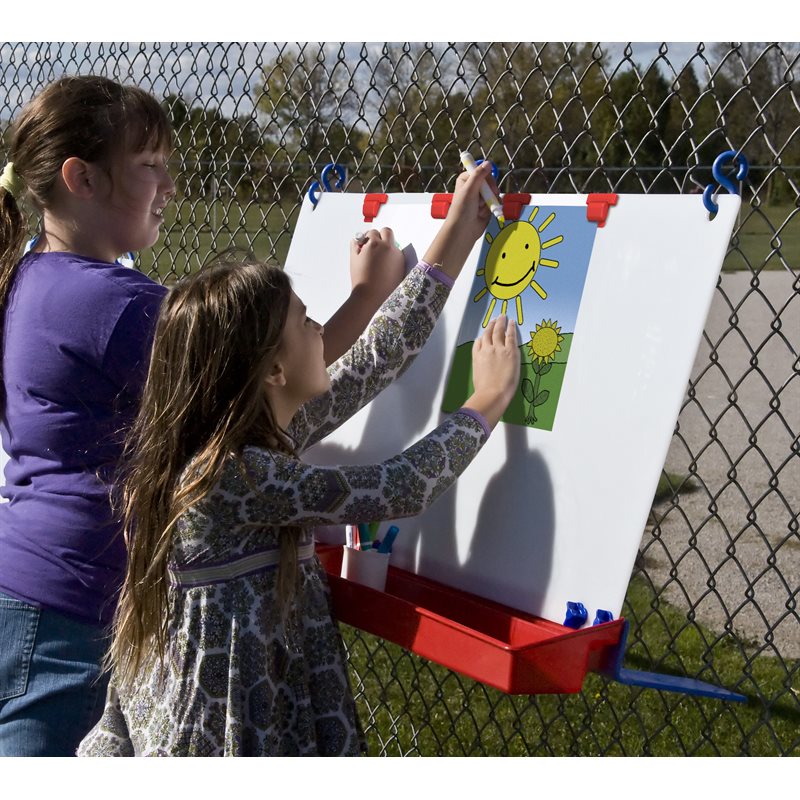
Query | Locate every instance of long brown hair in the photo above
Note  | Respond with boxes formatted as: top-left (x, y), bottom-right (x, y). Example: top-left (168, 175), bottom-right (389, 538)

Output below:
top-left (0, 75), bottom-right (173, 366)
top-left (109, 257), bottom-right (298, 689)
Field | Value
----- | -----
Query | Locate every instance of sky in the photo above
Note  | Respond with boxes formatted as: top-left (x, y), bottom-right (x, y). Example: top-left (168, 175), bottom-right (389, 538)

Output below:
top-left (0, 40), bottom-right (741, 121)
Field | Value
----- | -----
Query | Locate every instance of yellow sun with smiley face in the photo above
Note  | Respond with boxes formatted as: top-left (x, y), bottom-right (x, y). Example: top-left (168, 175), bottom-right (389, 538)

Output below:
top-left (473, 207), bottom-right (563, 327)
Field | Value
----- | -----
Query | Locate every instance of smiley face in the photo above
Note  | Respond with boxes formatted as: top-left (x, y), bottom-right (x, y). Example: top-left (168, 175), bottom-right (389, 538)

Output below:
top-left (473, 207), bottom-right (563, 327)
top-left (482, 221), bottom-right (542, 300)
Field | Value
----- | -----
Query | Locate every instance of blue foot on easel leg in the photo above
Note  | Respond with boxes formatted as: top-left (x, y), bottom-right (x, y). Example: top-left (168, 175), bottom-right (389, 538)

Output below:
top-left (600, 620), bottom-right (748, 703)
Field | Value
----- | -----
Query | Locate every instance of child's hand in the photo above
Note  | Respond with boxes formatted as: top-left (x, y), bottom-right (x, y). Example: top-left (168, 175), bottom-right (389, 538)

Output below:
top-left (463, 314), bottom-right (520, 429)
top-left (322, 228), bottom-right (405, 365)
top-left (349, 227), bottom-right (405, 305)
top-left (422, 160), bottom-right (498, 281)
top-left (447, 161), bottom-right (497, 243)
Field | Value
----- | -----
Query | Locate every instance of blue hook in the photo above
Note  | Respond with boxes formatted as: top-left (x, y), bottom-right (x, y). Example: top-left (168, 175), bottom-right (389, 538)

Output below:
top-left (475, 159), bottom-right (500, 182)
top-left (563, 601), bottom-right (588, 629)
top-left (321, 163), bottom-right (346, 192)
top-left (703, 150), bottom-right (749, 215)
top-left (308, 180), bottom-right (322, 208)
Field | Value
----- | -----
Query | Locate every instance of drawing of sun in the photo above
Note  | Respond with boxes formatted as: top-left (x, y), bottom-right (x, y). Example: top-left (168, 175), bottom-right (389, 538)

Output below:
top-left (473, 207), bottom-right (564, 327)
top-left (528, 319), bottom-right (564, 364)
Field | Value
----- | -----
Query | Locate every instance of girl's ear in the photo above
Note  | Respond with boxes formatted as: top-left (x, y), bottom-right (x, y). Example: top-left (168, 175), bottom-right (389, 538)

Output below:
top-left (61, 157), bottom-right (100, 199)
top-left (263, 360), bottom-right (287, 388)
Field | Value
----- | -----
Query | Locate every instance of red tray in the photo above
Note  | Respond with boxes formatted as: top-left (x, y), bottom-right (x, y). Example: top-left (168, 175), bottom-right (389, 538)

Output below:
top-left (317, 545), bottom-right (625, 695)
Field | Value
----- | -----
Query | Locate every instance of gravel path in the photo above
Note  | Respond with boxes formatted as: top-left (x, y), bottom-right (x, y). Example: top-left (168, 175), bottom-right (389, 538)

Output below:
top-left (640, 270), bottom-right (799, 659)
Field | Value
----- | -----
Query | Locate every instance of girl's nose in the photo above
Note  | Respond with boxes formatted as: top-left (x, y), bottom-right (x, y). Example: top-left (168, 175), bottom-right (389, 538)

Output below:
top-left (162, 169), bottom-right (176, 198)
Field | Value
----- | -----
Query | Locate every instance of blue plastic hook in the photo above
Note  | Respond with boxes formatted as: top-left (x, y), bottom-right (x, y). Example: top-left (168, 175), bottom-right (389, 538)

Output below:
top-left (308, 180), bottom-right (322, 208)
top-left (563, 601), bottom-right (588, 629)
top-left (475, 159), bottom-right (500, 182)
top-left (703, 150), bottom-right (749, 215)
top-left (321, 163), bottom-right (347, 192)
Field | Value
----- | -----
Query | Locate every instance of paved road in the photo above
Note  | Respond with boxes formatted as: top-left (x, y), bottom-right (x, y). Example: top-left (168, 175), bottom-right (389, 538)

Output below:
top-left (641, 270), bottom-right (799, 659)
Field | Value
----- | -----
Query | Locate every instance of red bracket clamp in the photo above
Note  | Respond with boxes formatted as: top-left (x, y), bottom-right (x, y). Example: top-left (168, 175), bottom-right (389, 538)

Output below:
top-left (363, 193), bottom-right (388, 223)
top-left (431, 193), bottom-right (453, 219)
top-left (502, 193), bottom-right (532, 222)
top-left (586, 193), bottom-right (618, 228)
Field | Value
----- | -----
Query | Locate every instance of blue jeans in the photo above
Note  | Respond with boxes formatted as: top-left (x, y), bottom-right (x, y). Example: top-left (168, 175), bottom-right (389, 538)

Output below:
top-left (0, 590), bottom-right (110, 756)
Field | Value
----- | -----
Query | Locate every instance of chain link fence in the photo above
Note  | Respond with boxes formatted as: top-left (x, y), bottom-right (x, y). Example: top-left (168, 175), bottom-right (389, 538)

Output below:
top-left (1, 41), bottom-right (797, 756)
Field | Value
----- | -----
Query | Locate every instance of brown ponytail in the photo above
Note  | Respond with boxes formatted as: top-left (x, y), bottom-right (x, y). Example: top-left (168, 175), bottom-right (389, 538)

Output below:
top-left (0, 185), bottom-right (27, 339)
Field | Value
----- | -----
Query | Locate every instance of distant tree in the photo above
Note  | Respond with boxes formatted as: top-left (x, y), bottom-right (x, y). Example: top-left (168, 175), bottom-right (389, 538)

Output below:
top-left (600, 66), bottom-right (672, 192)
top-left (164, 94), bottom-right (269, 202)
top-left (360, 43), bottom-right (480, 191)
top-left (462, 43), bottom-right (611, 192)
top-left (710, 42), bottom-right (799, 203)
top-left (661, 62), bottom-right (722, 190)
top-left (255, 45), bottom-right (365, 192)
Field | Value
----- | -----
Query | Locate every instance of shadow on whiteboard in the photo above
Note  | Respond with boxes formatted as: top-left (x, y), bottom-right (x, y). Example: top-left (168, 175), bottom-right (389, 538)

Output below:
top-left (414, 423), bottom-right (555, 611)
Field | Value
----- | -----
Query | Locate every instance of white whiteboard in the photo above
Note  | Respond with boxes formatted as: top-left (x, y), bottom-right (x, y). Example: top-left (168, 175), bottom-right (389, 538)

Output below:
top-left (286, 191), bottom-right (740, 627)
top-left (0, 193), bottom-right (738, 630)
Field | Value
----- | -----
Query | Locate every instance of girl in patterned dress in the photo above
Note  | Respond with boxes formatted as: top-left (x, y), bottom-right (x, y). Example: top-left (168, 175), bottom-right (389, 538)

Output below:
top-left (78, 162), bottom-right (519, 756)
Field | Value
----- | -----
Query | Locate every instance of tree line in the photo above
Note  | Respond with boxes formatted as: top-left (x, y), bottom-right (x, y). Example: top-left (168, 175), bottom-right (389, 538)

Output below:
top-left (163, 42), bottom-right (798, 205)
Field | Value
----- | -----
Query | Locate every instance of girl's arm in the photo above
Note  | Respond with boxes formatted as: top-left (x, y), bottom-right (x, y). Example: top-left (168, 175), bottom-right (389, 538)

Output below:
top-left (321, 229), bottom-right (406, 366)
top-left (289, 162), bottom-right (495, 452)
top-left (237, 408), bottom-right (490, 529)
top-left (230, 315), bottom-right (519, 529)
top-left (289, 261), bottom-right (450, 451)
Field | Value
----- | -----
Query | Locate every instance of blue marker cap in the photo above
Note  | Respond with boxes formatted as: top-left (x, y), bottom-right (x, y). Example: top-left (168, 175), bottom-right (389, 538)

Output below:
top-left (377, 525), bottom-right (400, 554)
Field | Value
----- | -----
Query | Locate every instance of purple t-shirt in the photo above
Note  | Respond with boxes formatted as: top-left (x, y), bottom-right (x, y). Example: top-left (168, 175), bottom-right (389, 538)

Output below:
top-left (0, 252), bottom-right (166, 625)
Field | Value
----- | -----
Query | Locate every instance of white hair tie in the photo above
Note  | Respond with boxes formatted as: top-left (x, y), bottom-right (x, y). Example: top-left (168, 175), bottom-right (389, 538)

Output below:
top-left (0, 162), bottom-right (25, 199)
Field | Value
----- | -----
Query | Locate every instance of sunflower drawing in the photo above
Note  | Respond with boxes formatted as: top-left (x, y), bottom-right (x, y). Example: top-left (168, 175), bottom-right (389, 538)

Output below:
top-left (522, 319), bottom-right (564, 424)
top-left (527, 319), bottom-right (564, 364)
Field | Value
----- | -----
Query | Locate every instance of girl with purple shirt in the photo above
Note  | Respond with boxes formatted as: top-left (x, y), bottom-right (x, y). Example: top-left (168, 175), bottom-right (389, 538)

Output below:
top-left (0, 75), bottom-right (405, 756)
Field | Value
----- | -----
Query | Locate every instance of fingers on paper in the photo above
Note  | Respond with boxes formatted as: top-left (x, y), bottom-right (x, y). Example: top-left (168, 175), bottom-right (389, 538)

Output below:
top-left (355, 228), bottom-right (394, 248)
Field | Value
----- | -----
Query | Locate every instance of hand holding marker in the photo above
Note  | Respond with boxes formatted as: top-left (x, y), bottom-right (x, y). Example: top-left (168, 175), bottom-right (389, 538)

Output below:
top-left (459, 151), bottom-right (505, 225)
top-left (354, 231), bottom-right (403, 250)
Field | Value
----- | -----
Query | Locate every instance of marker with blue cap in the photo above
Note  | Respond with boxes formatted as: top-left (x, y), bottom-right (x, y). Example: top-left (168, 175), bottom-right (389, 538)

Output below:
top-left (459, 151), bottom-right (505, 225)
top-left (377, 525), bottom-right (400, 554)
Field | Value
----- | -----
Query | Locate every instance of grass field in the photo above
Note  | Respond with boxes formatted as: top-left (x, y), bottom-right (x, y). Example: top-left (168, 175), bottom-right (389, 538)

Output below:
top-left (137, 199), bottom-right (798, 283)
top-left (342, 574), bottom-right (799, 756)
top-left (722, 203), bottom-right (799, 272)
top-left (140, 196), bottom-right (301, 282)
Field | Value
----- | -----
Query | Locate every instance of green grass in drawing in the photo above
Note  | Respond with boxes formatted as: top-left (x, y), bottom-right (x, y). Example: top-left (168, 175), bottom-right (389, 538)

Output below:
top-left (442, 331), bottom-right (573, 432)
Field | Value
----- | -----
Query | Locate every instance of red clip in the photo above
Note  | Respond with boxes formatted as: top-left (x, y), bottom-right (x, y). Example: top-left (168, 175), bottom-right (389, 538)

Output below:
top-left (431, 193), bottom-right (453, 219)
top-left (502, 193), bottom-right (531, 222)
top-left (586, 193), bottom-right (618, 228)
top-left (363, 193), bottom-right (388, 223)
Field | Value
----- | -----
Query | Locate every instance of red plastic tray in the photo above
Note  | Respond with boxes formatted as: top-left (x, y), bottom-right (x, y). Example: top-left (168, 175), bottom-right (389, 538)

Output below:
top-left (317, 545), bottom-right (626, 695)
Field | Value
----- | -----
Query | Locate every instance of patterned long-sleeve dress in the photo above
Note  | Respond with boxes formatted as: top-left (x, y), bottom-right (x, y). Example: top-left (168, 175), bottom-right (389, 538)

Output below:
top-left (77, 263), bottom-right (491, 757)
